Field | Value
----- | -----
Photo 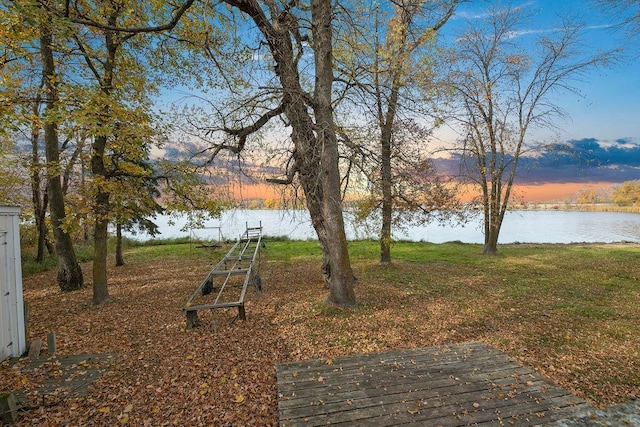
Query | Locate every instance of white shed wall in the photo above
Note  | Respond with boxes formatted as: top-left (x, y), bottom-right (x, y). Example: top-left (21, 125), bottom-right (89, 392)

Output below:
top-left (0, 206), bottom-right (26, 361)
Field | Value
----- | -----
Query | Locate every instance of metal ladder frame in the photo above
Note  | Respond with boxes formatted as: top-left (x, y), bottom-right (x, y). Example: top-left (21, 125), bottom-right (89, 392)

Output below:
top-left (183, 222), bottom-right (262, 328)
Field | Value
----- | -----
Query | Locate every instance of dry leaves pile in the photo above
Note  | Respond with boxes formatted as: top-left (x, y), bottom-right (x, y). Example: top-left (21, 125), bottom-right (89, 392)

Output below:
top-left (1, 244), bottom-right (638, 426)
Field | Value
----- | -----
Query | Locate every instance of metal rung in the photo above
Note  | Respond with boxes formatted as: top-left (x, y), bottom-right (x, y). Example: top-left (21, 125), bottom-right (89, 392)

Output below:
top-left (224, 255), bottom-right (253, 261)
top-left (184, 302), bottom-right (242, 311)
top-left (210, 268), bottom-right (250, 276)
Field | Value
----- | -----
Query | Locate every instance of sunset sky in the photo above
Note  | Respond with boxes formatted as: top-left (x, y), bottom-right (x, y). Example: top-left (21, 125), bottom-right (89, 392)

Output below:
top-left (440, 0), bottom-right (640, 201)
top-left (447, 0), bottom-right (640, 143)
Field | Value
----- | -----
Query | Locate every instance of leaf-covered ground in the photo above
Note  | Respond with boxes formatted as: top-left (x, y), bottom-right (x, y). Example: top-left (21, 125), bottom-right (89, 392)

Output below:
top-left (1, 241), bottom-right (639, 426)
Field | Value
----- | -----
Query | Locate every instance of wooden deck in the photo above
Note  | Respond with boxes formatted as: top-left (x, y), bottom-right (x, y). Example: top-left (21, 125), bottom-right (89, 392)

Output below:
top-left (276, 342), bottom-right (590, 426)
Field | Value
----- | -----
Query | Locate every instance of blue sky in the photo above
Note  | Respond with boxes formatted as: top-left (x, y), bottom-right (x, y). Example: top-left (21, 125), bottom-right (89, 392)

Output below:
top-left (450, 0), bottom-right (639, 142)
top-left (439, 0), bottom-right (640, 183)
top-left (162, 1), bottom-right (639, 185)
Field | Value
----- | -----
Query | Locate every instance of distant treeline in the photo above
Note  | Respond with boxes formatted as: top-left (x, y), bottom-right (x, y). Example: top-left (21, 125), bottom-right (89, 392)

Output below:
top-left (233, 181), bottom-right (640, 213)
top-left (537, 181), bottom-right (640, 211)
top-left (519, 203), bottom-right (640, 213)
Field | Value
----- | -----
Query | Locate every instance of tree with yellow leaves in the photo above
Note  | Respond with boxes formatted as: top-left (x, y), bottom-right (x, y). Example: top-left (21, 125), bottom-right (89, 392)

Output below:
top-left (334, 0), bottom-right (462, 263)
top-left (612, 181), bottom-right (640, 206)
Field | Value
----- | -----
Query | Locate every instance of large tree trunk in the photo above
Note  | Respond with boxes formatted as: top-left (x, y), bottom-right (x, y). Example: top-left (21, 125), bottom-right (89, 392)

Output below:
top-left (482, 198), bottom-right (501, 255)
top-left (91, 135), bottom-right (111, 305)
top-left (89, 20), bottom-right (118, 305)
top-left (35, 190), bottom-right (49, 262)
top-left (40, 12), bottom-right (84, 291)
top-left (379, 77), bottom-right (400, 265)
top-left (310, 0), bottom-right (356, 305)
top-left (377, 8), bottom-right (404, 266)
top-left (380, 129), bottom-right (393, 264)
top-left (30, 106), bottom-right (49, 263)
top-left (483, 225), bottom-right (499, 254)
top-left (229, 0), bottom-right (356, 305)
top-left (92, 215), bottom-right (110, 304)
top-left (115, 223), bottom-right (124, 266)
top-left (374, 2), bottom-right (457, 264)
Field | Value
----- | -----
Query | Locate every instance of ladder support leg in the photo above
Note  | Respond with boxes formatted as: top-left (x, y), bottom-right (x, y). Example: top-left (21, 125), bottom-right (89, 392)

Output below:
top-left (186, 310), bottom-right (201, 329)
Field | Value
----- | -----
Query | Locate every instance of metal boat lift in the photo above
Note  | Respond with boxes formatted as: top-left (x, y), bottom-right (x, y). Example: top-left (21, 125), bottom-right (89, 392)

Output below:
top-left (184, 223), bottom-right (263, 328)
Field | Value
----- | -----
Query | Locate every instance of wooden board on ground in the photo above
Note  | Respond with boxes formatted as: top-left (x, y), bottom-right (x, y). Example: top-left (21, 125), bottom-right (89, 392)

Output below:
top-left (14, 353), bottom-right (116, 407)
top-left (276, 341), bottom-right (590, 426)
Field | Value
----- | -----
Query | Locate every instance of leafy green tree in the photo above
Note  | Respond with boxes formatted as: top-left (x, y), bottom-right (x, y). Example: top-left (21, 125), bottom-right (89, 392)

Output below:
top-left (39, 0), bottom-right (197, 304)
top-left (3, 1), bottom-right (107, 288)
top-left (97, 115), bottom-right (164, 267)
top-left (1, 3), bottom-right (51, 262)
top-left (4, 0), bottom-right (223, 301)
top-left (39, 3), bottom-right (85, 290)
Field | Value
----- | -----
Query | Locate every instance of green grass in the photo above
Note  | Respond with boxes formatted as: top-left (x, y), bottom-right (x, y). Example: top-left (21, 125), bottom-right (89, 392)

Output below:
top-left (262, 239), bottom-right (323, 262)
top-left (264, 240), bottom-right (639, 319)
top-left (21, 241), bottom-right (94, 276)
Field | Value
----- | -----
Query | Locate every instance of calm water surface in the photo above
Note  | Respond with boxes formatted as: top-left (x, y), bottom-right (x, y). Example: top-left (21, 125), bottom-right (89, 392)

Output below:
top-left (125, 209), bottom-right (640, 244)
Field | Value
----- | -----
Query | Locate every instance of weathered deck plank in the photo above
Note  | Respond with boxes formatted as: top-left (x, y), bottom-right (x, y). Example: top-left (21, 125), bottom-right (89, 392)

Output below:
top-left (276, 342), bottom-right (590, 426)
top-left (13, 353), bottom-right (116, 409)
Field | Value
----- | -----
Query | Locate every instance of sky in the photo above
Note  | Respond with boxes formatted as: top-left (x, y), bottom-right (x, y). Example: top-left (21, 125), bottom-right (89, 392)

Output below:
top-left (161, 0), bottom-right (640, 202)
top-left (449, 0), bottom-right (639, 142)
top-left (435, 0), bottom-right (640, 193)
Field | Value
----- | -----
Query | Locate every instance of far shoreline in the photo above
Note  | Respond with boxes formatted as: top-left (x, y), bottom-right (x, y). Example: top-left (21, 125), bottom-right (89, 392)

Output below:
top-left (511, 203), bottom-right (640, 213)
top-left (232, 200), bottom-right (640, 214)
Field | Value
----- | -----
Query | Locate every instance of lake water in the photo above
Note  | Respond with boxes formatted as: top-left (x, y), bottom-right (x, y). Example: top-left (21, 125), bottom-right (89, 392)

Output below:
top-left (124, 209), bottom-right (640, 244)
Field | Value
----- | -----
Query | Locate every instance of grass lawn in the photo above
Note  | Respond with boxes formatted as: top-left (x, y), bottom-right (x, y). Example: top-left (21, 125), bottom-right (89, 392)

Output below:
top-left (2, 240), bottom-right (639, 425)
